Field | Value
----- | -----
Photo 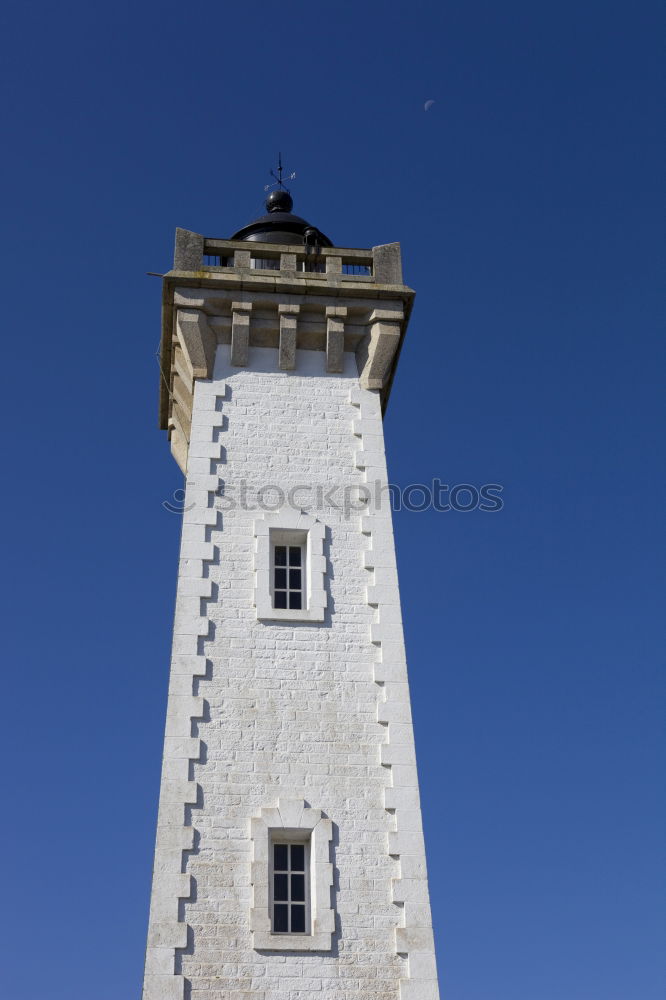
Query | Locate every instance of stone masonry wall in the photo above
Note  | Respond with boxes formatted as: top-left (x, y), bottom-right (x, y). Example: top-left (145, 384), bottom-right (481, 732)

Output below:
top-left (143, 345), bottom-right (439, 1000)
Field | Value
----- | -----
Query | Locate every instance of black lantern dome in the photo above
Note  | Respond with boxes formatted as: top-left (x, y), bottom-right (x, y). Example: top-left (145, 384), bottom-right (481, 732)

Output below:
top-left (231, 190), bottom-right (333, 247)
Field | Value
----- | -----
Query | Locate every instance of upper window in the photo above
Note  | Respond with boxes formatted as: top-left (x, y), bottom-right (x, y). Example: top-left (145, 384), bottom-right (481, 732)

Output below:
top-left (272, 538), bottom-right (304, 611)
top-left (254, 510), bottom-right (327, 623)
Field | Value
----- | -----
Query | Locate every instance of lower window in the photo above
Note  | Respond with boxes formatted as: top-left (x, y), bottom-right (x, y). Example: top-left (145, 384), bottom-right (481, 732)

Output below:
top-left (250, 797), bottom-right (334, 950)
top-left (271, 839), bottom-right (310, 935)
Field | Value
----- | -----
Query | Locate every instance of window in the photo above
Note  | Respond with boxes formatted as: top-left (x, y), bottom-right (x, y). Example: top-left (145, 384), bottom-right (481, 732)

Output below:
top-left (342, 262), bottom-right (372, 276)
top-left (254, 510), bottom-right (327, 623)
top-left (251, 256), bottom-right (280, 270)
top-left (250, 798), bottom-right (335, 951)
top-left (298, 259), bottom-right (325, 273)
top-left (271, 840), bottom-right (310, 934)
top-left (202, 254), bottom-right (233, 267)
top-left (273, 541), bottom-right (303, 610)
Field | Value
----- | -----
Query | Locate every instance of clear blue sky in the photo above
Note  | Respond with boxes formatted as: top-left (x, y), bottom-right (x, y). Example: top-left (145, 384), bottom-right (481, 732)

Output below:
top-left (0, 2), bottom-right (663, 998)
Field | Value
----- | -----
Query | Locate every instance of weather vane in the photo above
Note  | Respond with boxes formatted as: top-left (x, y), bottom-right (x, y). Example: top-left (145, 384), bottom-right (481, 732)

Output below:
top-left (264, 152), bottom-right (296, 193)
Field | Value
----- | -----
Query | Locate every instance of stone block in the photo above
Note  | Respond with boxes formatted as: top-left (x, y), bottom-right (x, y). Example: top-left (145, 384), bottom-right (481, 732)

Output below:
top-left (372, 242), bottom-right (403, 285)
top-left (142, 973), bottom-right (185, 1000)
top-left (173, 228), bottom-right (203, 270)
top-left (395, 926), bottom-right (434, 953)
top-left (400, 979), bottom-right (439, 1000)
top-left (147, 921), bottom-right (188, 950)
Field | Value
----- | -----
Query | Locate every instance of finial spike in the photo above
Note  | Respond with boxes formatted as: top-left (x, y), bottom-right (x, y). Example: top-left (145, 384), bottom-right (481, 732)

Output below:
top-left (265, 154), bottom-right (296, 195)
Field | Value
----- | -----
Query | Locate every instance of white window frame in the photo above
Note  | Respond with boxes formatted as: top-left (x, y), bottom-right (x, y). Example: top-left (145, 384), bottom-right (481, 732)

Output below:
top-left (269, 833), bottom-right (311, 935)
top-left (250, 799), bottom-right (335, 952)
top-left (270, 531), bottom-right (306, 613)
top-left (254, 510), bottom-right (327, 623)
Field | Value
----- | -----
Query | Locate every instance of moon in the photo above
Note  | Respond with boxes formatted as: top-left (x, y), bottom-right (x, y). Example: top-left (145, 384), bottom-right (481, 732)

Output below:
top-left (424, 99), bottom-right (435, 111)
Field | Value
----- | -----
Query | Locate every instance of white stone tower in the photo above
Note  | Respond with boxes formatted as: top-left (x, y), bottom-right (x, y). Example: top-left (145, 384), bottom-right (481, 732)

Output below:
top-left (143, 186), bottom-right (441, 1000)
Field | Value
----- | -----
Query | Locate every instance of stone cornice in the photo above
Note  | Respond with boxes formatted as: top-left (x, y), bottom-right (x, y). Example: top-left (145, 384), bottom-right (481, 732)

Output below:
top-left (158, 235), bottom-right (415, 472)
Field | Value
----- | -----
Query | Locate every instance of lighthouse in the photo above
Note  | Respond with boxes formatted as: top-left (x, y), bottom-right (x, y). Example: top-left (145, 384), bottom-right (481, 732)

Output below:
top-left (143, 181), bottom-right (441, 1000)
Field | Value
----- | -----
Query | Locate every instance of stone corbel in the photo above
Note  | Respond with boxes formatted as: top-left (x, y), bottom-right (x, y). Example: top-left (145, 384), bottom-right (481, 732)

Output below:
top-left (231, 301), bottom-right (252, 367)
top-left (176, 309), bottom-right (216, 381)
top-left (170, 309), bottom-right (217, 475)
top-left (326, 306), bottom-right (346, 373)
top-left (357, 308), bottom-right (404, 390)
top-left (278, 304), bottom-right (300, 370)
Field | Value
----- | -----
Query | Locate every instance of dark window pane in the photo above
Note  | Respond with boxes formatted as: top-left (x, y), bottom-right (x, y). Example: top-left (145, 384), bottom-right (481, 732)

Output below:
top-left (274, 546), bottom-right (287, 566)
top-left (274, 873), bottom-right (288, 901)
top-left (274, 568), bottom-right (287, 589)
top-left (273, 904), bottom-right (288, 933)
top-left (291, 874), bottom-right (305, 901)
top-left (289, 546), bottom-right (302, 567)
top-left (291, 905), bottom-right (306, 933)
top-left (274, 844), bottom-right (288, 870)
top-left (289, 591), bottom-right (302, 610)
top-left (289, 568), bottom-right (302, 590)
top-left (290, 844), bottom-right (305, 871)
top-left (274, 591), bottom-right (287, 609)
